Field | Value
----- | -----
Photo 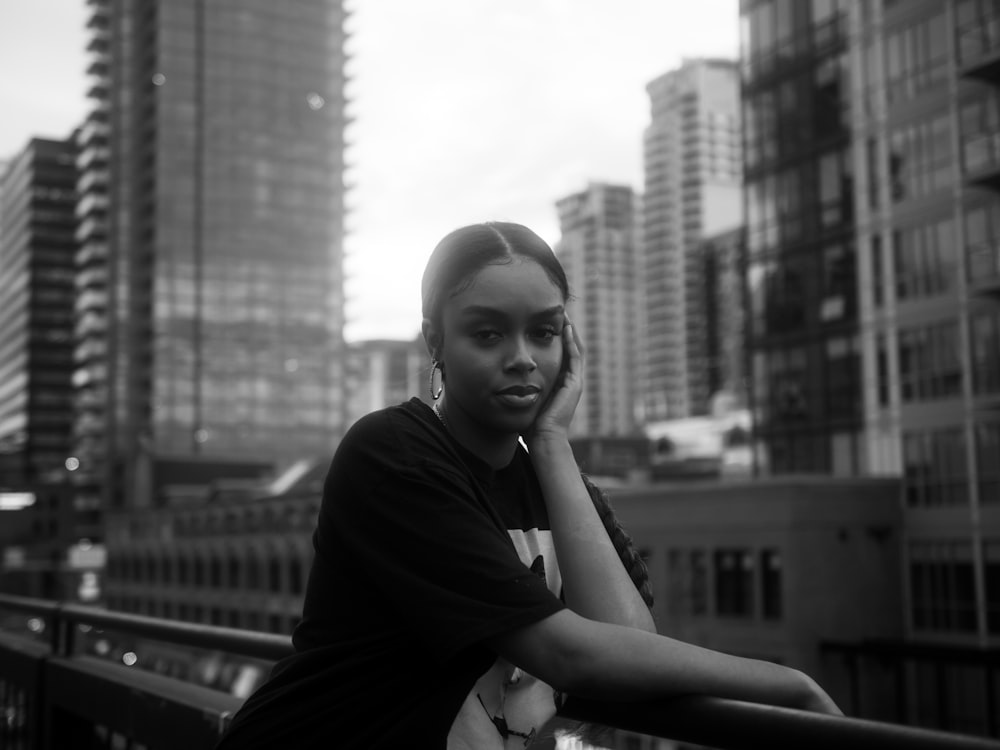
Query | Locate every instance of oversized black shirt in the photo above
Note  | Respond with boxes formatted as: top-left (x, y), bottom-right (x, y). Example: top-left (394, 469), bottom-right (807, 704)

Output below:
top-left (216, 398), bottom-right (566, 749)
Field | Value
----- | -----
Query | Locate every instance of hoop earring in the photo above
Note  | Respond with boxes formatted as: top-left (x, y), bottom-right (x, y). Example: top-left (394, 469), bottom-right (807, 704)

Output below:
top-left (429, 360), bottom-right (444, 400)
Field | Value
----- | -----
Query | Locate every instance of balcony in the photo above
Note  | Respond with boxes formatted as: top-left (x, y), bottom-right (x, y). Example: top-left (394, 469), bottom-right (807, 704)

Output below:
top-left (2, 594), bottom-right (998, 750)
top-left (963, 131), bottom-right (1000, 191)
top-left (958, 7), bottom-right (1000, 85)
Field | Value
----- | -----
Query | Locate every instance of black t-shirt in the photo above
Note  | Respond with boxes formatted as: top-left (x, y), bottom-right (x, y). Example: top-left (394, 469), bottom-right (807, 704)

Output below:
top-left (216, 398), bottom-right (566, 749)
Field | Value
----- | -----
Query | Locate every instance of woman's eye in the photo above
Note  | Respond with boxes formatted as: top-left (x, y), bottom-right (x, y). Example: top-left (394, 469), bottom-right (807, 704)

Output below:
top-left (533, 327), bottom-right (558, 341)
top-left (473, 330), bottom-right (501, 342)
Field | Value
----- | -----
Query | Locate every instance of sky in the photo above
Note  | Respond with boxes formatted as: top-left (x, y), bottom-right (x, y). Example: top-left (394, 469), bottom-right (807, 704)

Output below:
top-left (0, 0), bottom-right (739, 342)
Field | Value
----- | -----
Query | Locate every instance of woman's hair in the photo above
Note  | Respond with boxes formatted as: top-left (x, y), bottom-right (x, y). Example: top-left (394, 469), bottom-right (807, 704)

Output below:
top-left (582, 475), bottom-right (654, 607)
top-left (421, 221), bottom-right (570, 333)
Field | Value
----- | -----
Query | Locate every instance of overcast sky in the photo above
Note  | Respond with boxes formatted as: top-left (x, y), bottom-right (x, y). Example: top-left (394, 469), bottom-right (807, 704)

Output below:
top-left (0, 0), bottom-right (739, 342)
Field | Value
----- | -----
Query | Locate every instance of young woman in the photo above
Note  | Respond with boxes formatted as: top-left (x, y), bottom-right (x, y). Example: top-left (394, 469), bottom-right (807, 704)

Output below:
top-left (216, 221), bottom-right (840, 749)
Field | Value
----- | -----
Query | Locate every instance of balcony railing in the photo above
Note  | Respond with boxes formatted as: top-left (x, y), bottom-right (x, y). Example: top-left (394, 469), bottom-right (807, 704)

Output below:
top-left (2, 593), bottom-right (1000, 750)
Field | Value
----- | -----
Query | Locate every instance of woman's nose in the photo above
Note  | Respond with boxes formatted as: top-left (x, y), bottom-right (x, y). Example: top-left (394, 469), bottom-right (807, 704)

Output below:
top-left (505, 337), bottom-right (537, 372)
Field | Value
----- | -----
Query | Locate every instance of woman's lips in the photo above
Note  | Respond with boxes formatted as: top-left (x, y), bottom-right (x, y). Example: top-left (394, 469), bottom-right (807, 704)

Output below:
top-left (496, 386), bottom-right (541, 408)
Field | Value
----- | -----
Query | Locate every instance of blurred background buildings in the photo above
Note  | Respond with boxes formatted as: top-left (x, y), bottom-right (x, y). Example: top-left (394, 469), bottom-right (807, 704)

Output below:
top-left (1, 0), bottom-right (1000, 742)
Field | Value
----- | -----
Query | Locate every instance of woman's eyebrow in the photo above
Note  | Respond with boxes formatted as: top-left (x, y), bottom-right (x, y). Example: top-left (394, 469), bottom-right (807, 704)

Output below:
top-left (458, 304), bottom-right (565, 319)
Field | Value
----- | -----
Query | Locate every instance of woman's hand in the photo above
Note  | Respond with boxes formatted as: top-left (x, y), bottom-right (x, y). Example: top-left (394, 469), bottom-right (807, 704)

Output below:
top-left (525, 316), bottom-right (584, 447)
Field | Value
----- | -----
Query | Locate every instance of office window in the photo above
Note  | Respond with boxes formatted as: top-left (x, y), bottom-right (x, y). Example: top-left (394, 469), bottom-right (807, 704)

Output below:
top-left (910, 541), bottom-right (976, 633)
top-left (903, 429), bottom-right (968, 508)
top-left (666, 549), bottom-right (708, 616)
top-left (893, 218), bottom-right (957, 300)
top-left (871, 234), bottom-right (884, 308)
top-left (761, 549), bottom-right (783, 620)
top-left (884, 10), bottom-right (948, 103)
top-left (889, 115), bottom-right (953, 202)
top-left (964, 199), bottom-right (1000, 282)
top-left (825, 336), bottom-right (860, 419)
top-left (898, 321), bottom-right (962, 402)
top-left (956, 0), bottom-right (1000, 65)
top-left (876, 334), bottom-right (890, 407)
top-left (959, 89), bottom-right (1000, 177)
top-left (977, 425), bottom-right (1000, 505)
top-left (820, 241), bottom-right (856, 322)
top-left (970, 313), bottom-right (1000, 394)
top-left (715, 548), bottom-right (754, 617)
top-left (986, 541), bottom-right (1000, 634)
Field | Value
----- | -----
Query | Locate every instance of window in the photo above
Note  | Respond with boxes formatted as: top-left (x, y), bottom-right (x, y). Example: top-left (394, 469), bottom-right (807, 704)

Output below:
top-left (761, 549), bottom-right (783, 620)
top-left (820, 241), bottom-right (856, 321)
top-left (956, 0), bottom-right (1000, 65)
top-left (876, 334), bottom-right (890, 407)
top-left (892, 218), bottom-right (957, 300)
top-left (898, 321), bottom-right (962, 402)
top-left (715, 548), bottom-right (754, 617)
top-left (818, 148), bottom-right (853, 229)
top-left (964, 199), bottom-right (1000, 282)
top-left (666, 549), bottom-right (708, 616)
top-left (903, 429), bottom-right (968, 507)
top-left (959, 88), bottom-right (1000, 178)
top-left (986, 541), bottom-right (1000, 634)
top-left (970, 313), bottom-right (1000, 394)
top-left (889, 115), bottom-right (953, 202)
top-left (910, 541), bottom-right (976, 633)
top-left (871, 234), bottom-right (884, 308)
top-left (884, 11), bottom-right (948, 103)
top-left (977, 425), bottom-right (1000, 506)
top-left (825, 336), bottom-right (860, 418)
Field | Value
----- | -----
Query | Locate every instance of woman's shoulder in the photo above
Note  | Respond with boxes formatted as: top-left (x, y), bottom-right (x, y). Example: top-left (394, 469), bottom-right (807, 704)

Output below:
top-left (336, 398), bottom-right (454, 475)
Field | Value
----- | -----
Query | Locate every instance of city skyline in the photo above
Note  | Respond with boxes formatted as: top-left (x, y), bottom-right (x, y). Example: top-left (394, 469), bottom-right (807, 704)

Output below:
top-left (0, 0), bottom-right (740, 342)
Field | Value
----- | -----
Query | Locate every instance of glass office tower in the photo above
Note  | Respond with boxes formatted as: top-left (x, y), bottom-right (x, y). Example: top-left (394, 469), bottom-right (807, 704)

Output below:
top-left (77, 0), bottom-right (349, 508)
top-left (742, 0), bottom-right (1000, 676)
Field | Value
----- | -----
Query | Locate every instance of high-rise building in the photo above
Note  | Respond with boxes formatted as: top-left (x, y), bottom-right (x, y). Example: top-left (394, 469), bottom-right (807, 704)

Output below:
top-left (344, 337), bottom-right (430, 428)
top-left (701, 227), bottom-right (748, 407)
top-left (0, 137), bottom-right (78, 490)
top-left (641, 59), bottom-right (743, 422)
top-left (742, 0), bottom-right (1000, 729)
top-left (0, 136), bottom-right (104, 598)
top-left (76, 0), bottom-right (350, 509)
top-left (555, 183), bottom-right (641, 437)
top-left (742, 0), bottom-right (860, 478)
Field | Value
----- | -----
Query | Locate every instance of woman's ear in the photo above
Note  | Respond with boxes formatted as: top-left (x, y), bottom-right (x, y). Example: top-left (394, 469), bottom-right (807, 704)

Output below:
top-left (421, 319), bottom-right (442, 361)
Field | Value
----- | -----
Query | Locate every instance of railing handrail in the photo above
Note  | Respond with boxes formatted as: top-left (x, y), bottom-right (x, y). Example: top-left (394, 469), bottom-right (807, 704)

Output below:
top-left (561, 696), bottom-right (1000, 750)
top-left (0, 592), bottom-right (293, 660)
top-left (4, 593), bottom-right (1000, 749)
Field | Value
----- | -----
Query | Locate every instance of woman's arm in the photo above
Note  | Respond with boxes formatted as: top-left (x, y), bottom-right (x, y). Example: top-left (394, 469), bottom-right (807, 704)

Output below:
top-left (528, 318), bottom-right (655, 632)
top-left (531, 437), bottom-right (656, 632)
top-left (486, 609), bottom-right (841, 714)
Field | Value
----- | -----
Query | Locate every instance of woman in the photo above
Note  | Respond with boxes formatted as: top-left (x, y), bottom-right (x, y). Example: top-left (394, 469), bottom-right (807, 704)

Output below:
top-left (216, 221), bottom-right (840, 749)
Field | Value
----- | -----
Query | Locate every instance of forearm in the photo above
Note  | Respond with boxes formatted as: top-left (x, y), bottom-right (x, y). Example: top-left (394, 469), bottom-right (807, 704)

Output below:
top-left (530, 437), bottom-right (655, 633)
top-left (492, 610), bottom-right (817, 710)
top-left (567, 618), bottom-right (810, 707)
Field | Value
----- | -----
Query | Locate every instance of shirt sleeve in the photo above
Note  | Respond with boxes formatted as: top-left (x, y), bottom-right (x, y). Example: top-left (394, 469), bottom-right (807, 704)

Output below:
top-left (324, 432), bottom-right (565, 662)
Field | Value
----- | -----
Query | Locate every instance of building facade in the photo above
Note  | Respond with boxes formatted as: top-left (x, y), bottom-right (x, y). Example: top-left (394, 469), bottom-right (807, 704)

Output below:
top-left (701, 226), bottom-right (749, 405)
top-left (742, 0), bottom-right (1000, 726)
top-left (641, 59), bottom-right (743, 422)
top-left (0, 136), bottom-right (103, 598)
top-left (555, 183), bottom-right (642, 437)
top-left (344, 336), bottom-right (430, 429)
top-left (77, 0), bottom-right (350, 511)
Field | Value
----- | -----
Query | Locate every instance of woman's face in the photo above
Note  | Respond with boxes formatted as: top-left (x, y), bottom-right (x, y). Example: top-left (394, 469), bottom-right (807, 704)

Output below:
top-left (437, 257), bottom-right (566, 440)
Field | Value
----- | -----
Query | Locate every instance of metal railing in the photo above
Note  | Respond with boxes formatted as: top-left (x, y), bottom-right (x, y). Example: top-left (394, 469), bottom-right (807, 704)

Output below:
top-left (2, 593), bottom-right (1000, 750)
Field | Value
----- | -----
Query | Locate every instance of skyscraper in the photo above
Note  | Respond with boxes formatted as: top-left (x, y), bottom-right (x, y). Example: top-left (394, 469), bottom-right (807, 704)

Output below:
top-left (742, 0), bottom-right (1000, 727)
top-left (76, 0), bottom-right (350, 509)
top-left (0, 137), bottom-right (78, 491)
top-left (555, 183), bottom-right (641, 438)
top-left (641, 59), bottom-right (743, 422)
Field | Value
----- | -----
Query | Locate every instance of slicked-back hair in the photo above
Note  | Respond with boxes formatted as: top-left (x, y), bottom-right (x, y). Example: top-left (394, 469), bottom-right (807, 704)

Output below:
top-left (420, 221), bottom-right (570, 333)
